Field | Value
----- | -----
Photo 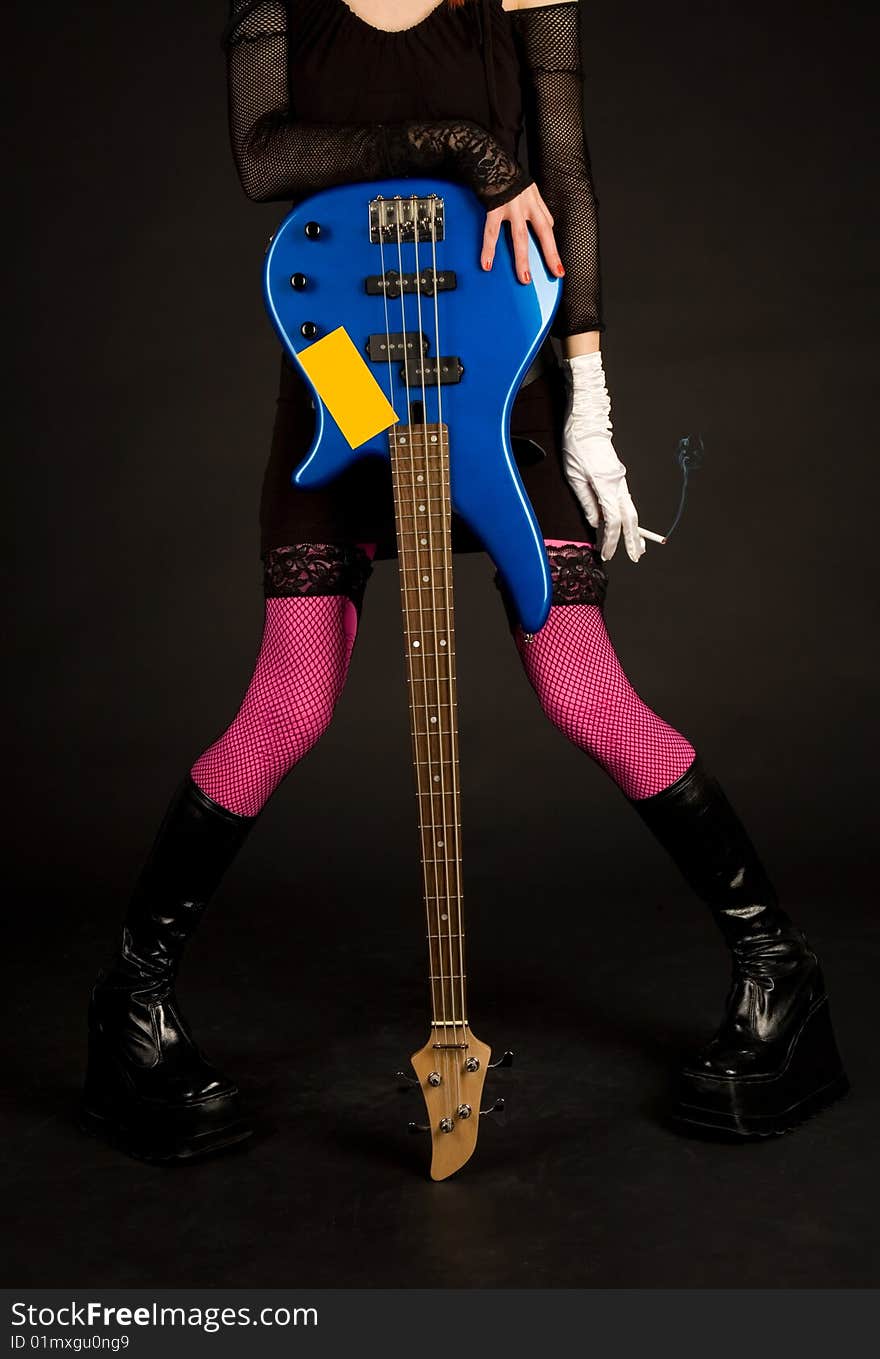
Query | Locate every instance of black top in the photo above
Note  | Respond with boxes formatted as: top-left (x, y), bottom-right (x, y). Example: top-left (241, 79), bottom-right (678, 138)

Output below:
top-left (284, 0), bottom-right (524, 163)
top-left (223, 0), bottom-right (604, 337)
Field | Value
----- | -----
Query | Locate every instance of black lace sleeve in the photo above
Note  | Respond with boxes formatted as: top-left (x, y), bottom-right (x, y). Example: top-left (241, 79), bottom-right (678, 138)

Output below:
top-left (512, 1), bottom-right (604, 337)
top-left (223, 0), bottom-right (532, 209)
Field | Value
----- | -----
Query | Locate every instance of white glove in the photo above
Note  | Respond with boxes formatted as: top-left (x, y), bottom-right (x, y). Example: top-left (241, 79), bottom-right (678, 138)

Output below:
top-left (561, 351), bottom-right (646, 563)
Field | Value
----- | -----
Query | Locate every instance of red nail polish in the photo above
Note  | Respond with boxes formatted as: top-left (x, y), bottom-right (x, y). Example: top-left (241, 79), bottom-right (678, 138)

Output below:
top-left (523, 271), bottom-right (531, 284)
top-left (556, 263), bottom-right (566, 276)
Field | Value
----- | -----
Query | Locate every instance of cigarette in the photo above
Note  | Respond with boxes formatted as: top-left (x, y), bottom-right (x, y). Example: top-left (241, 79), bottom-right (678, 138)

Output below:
top-left (637, 526), bottom-right (667, 545)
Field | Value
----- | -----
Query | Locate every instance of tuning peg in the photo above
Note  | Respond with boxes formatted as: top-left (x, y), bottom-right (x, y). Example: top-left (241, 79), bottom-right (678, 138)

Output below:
top-left (407, 1121), bottom-right (430, 1135)
top-left (480, 1098), bottom-right (506, 1118)
top-left (489, 1050), bottom-right (515, 1069)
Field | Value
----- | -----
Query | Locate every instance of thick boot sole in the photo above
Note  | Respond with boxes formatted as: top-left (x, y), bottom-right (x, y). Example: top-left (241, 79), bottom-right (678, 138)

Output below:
top-left (672, 997), bottom-right (850, 1138)
top-left (80, 1045), bottom-right (253, 1164)
top-left (78, 1100), bottom-right (252, 1163)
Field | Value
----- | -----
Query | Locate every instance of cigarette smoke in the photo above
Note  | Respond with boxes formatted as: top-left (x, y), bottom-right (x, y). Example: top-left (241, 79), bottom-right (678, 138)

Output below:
top-left (663, 434), bottom-right (704, 540)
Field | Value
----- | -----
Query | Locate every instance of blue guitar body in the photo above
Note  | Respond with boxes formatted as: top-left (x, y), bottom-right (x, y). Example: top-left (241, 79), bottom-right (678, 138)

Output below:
top-left (263, 178), bottom-right (561, 633)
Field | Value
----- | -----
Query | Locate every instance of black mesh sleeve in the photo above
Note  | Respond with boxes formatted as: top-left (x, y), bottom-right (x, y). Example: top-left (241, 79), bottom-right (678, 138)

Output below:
top-left (223, 0), bottom-right (532, 209)
top-left (512, 1), bottom-right (604, 337)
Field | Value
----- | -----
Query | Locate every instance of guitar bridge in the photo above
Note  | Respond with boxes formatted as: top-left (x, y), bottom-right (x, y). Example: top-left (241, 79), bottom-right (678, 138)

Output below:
top-left (370, 194), bottom-right (445, 244)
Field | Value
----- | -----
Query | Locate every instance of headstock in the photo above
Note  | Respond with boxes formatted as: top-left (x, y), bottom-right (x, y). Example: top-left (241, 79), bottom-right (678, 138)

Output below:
top-left (409, 1028), bottom-right (501, 1181)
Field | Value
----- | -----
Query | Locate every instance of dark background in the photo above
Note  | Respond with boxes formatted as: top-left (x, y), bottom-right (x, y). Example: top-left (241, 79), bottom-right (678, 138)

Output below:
top-left (5, 1), bottom-right (877, 1288)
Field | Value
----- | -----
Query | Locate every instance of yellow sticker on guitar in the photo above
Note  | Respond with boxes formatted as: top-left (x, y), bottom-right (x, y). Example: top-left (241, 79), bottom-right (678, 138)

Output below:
top-left (297, 326), bottom-right (399, 449)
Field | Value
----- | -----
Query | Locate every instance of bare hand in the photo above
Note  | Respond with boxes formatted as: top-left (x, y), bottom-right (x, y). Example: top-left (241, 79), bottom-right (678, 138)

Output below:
top-left (481, 183), bottom-right (565, 285)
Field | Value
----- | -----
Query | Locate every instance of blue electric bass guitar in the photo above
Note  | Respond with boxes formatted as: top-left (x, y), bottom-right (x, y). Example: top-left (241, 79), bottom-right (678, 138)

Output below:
top-left (263, 179), bottom-right (560, 1179)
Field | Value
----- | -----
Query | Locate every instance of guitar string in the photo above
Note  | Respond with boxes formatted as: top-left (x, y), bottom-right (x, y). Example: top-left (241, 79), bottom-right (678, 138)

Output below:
top-left (376, 225), bottom-right (396, 409)
top-left (427, 200), bottom-right (465, 1110)
top-left (381, 195), bottom-right (470, 1131)
top-left (378, 220), bottom-right (442, 1033)
top-left (394, 207), bottom-right (452, 1092)
top-left (430, 202), bottom-right (468, 1070)
top-left (414, 197), bottom-right (462, 1121)
top-left (391, 213), bottom-right (443, 1046)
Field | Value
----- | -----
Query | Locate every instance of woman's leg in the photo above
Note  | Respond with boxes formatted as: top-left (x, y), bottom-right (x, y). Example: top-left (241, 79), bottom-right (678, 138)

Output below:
top-left (82, 541), bottom-right (376, 1163)
top-left (505, 539), bottom-right (848, 1135)
top-left (513, 540), bottom-right (696, 798)
top-left (191, 542), bottom-right (375, 815)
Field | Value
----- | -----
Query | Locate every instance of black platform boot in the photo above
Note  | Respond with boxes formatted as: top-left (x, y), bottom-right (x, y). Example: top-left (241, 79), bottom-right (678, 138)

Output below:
top-left (81, 775), bottom-right (259, 1162)
top-left (628, 755), bottom-right (848, 1137)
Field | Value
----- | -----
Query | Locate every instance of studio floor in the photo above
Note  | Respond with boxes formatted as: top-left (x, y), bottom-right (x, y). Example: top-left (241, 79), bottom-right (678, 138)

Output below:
top-left (5, 797), bottom-right (876, 1289)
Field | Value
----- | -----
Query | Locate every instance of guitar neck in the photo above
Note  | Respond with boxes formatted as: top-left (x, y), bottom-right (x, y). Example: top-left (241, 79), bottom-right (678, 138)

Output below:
top-left (389, 422), bottom-right (467, 1035)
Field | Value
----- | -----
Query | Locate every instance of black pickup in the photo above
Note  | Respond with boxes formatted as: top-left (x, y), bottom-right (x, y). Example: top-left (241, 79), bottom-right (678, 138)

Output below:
top-left (400, 357), bottom-right (464, 386)
top-left (366, 332), bottom-right (429, 363)
top-left (364, 268), bottom-right (457, 299)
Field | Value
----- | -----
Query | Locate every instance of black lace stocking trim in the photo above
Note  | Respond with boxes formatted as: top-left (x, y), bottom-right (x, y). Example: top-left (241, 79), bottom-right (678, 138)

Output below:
top-left (493, 541), bottom-right (608, 632)
top-left (545, 542), bottom-right (609, 607)
top-left (262, 542), bottom-right (374, 612)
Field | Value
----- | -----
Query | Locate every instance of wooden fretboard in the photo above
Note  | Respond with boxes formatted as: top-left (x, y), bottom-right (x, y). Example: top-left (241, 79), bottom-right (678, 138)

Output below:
top-left (389, 422), bottom-right (467, 1037)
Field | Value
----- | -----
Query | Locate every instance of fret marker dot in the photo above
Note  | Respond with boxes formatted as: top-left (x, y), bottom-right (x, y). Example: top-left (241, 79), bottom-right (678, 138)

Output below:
top-left (419, 505), bottom-right (426, 513)
top-left (412, 640), bottom-right (420, 648)
top-left (420, 537), bottom-right (427, 545)
top-left (417, 474), bottom-right (424, 482)
top-left (441, 913), bottom-right (448, 920)
top-left (437, 840), bottom-right (444, 847)
top-left (423, 574), bottom-right (429, 582)
top-left (430, 716), bottom-right (437, 724)
top-left (433, 774), bottom-right (440, 782)
top-left (440, 639), bottom-right (447, 647)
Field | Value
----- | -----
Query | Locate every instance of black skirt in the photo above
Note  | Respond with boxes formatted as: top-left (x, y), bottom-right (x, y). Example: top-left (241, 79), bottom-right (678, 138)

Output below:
top-left (259, 350), bottom-right (596, 560)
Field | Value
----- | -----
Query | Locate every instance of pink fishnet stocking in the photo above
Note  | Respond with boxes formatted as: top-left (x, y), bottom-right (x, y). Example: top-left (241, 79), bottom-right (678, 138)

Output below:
top-left (190, 594), bottom-right (359, 817)
top-left (515, 595), bottom-right (696, 800)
